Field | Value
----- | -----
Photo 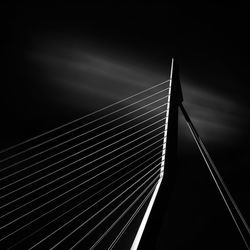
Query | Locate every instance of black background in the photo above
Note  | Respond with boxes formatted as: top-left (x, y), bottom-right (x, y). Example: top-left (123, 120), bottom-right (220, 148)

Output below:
top-left (1, 3), bottom-right (250, 249)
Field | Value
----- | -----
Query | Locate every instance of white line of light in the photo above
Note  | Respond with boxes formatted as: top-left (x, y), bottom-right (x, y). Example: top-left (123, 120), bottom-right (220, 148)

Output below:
top-left (130, 58), bottom-right (174, 250)
top-left (131, 177), bottom-right (162, 250)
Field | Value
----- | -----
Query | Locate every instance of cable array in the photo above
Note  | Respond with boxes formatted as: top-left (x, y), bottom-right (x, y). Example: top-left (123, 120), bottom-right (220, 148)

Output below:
top-left (0, 80), bottom-right (170, 249)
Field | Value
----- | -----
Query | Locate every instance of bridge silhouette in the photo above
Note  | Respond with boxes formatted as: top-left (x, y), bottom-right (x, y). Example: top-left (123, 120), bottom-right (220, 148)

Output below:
top-left (0, 59), bottom-right (249, 249)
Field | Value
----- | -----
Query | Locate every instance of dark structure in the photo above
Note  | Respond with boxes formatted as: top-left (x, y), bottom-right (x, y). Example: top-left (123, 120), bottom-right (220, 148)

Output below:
top-left (137, 59), bottom-right (183, 249)
top-left (137, 59), bottom-right (250, 250)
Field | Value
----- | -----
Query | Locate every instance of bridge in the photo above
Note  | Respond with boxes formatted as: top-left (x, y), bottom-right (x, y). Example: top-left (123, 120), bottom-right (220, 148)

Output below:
top-left (0, 59), bottom-right (249, 249)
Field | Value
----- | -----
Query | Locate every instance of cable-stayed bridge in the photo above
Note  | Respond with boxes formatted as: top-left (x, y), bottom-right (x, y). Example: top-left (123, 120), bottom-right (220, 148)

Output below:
top-left (0, 59), bottom-right (249, 249)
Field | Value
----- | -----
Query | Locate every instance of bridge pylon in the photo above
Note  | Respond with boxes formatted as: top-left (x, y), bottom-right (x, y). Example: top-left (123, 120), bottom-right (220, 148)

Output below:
top-left (133, 58), bottom-right (183, 249)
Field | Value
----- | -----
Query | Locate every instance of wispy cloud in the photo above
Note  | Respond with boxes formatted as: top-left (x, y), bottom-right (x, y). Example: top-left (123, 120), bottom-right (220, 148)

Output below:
top-left (32, 42), bottom-right (167, 111)
top-left (31, 39), bottom-right (247, 150)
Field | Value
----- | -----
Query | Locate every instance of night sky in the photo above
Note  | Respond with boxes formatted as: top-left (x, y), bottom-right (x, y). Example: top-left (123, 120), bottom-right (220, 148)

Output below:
top-left (0, 3), bottom-right (250, 249)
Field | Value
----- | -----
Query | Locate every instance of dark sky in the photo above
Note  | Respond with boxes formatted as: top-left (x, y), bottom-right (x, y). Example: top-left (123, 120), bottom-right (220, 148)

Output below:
top-left (0, 3), bottom-right (250, 249)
